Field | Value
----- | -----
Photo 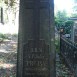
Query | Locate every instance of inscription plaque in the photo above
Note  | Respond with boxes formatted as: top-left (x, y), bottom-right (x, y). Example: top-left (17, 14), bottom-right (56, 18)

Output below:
top-left (23, 39), bottom-right (49, 77)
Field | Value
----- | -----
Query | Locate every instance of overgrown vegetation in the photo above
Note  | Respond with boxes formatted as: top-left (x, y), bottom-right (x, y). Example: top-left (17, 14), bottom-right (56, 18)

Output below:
top-left (55, 10), bottom-right (74, 35)
top-left (0, 33), bottom-right (8, 40)
top-left (55, 38), bottom-right (60, 53)
top-left (55, 10), bottom-right (74, 53)
top-left (0, 33), bottom-right (18, 41)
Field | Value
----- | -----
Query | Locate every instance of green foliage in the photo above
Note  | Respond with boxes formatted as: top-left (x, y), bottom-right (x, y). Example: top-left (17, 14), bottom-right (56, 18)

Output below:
top-left (63, 20), bottom-right (74, 34)
top-left (4, 0), bottom-right (16, 7)
top-left (12, 34), bottom-right (18, 37)
top-left (55, 10), bottom-right (68, 30)
top-left (4, 0), bottom-right (8, 4)
top-left (0, 0), bottom-right (16, 8)
top-left (72, 0), bottom-right (77, 17)
top-left (55, 38), bottom-right (60, 53)
top-left (55, 10), bottom-right (74, 34)
top-left (56, 10), bottom-right (67, 22)
top-left (71, 14), bottom-right (77, 17)
top-left (0, 33), bottom-right (8, 39)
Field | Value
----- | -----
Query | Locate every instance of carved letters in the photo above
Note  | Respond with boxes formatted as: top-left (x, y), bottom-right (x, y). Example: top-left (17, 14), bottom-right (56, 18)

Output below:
top-left (23, 40), bottom-right (49, 77)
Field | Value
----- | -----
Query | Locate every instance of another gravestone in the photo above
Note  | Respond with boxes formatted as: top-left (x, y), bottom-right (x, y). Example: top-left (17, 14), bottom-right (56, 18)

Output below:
top-left (17, 0), bottom-right (55, 77)
top-left (71, 22), bottom-right (77, 43)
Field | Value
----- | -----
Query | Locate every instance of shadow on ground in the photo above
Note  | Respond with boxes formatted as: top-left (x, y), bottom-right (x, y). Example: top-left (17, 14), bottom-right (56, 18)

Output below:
top-left (0, 40), bottom-right (17, 77)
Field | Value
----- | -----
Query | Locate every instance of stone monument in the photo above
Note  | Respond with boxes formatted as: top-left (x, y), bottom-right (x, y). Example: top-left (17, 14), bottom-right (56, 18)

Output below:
top-left (17, 0), bottom-right (55, 77)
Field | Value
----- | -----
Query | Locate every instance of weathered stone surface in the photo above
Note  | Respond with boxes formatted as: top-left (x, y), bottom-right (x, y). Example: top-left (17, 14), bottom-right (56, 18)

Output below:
top-left (23, 39), bottom-right (49, 77)
top-left (17, 0), bottom-right (55, 77)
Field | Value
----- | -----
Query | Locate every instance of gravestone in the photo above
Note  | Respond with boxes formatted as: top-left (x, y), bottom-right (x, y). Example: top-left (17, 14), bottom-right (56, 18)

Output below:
top-left (71, 23), bottom-right (77, 43)
top-left (17, 0), bottom-right (55, 77)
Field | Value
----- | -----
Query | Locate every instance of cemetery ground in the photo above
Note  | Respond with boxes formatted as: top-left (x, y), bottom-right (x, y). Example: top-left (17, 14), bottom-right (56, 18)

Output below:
top-left (0, 34), bottom-right (17, 77)
top-left (0, 33), bottom-right (74, 77)
top-left (56, 53), bottom-right (74, 77)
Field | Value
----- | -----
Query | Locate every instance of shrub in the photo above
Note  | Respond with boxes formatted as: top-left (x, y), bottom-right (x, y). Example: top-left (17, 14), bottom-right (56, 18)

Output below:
top-left (0, 33), bottom-right (8, 39)
top-left (55, 36), bottom-right (60, 53)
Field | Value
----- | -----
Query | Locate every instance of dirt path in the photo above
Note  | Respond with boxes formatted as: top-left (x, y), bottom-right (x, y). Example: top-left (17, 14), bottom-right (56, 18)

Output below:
top-left (0, 40), bottom-right (17, 77)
